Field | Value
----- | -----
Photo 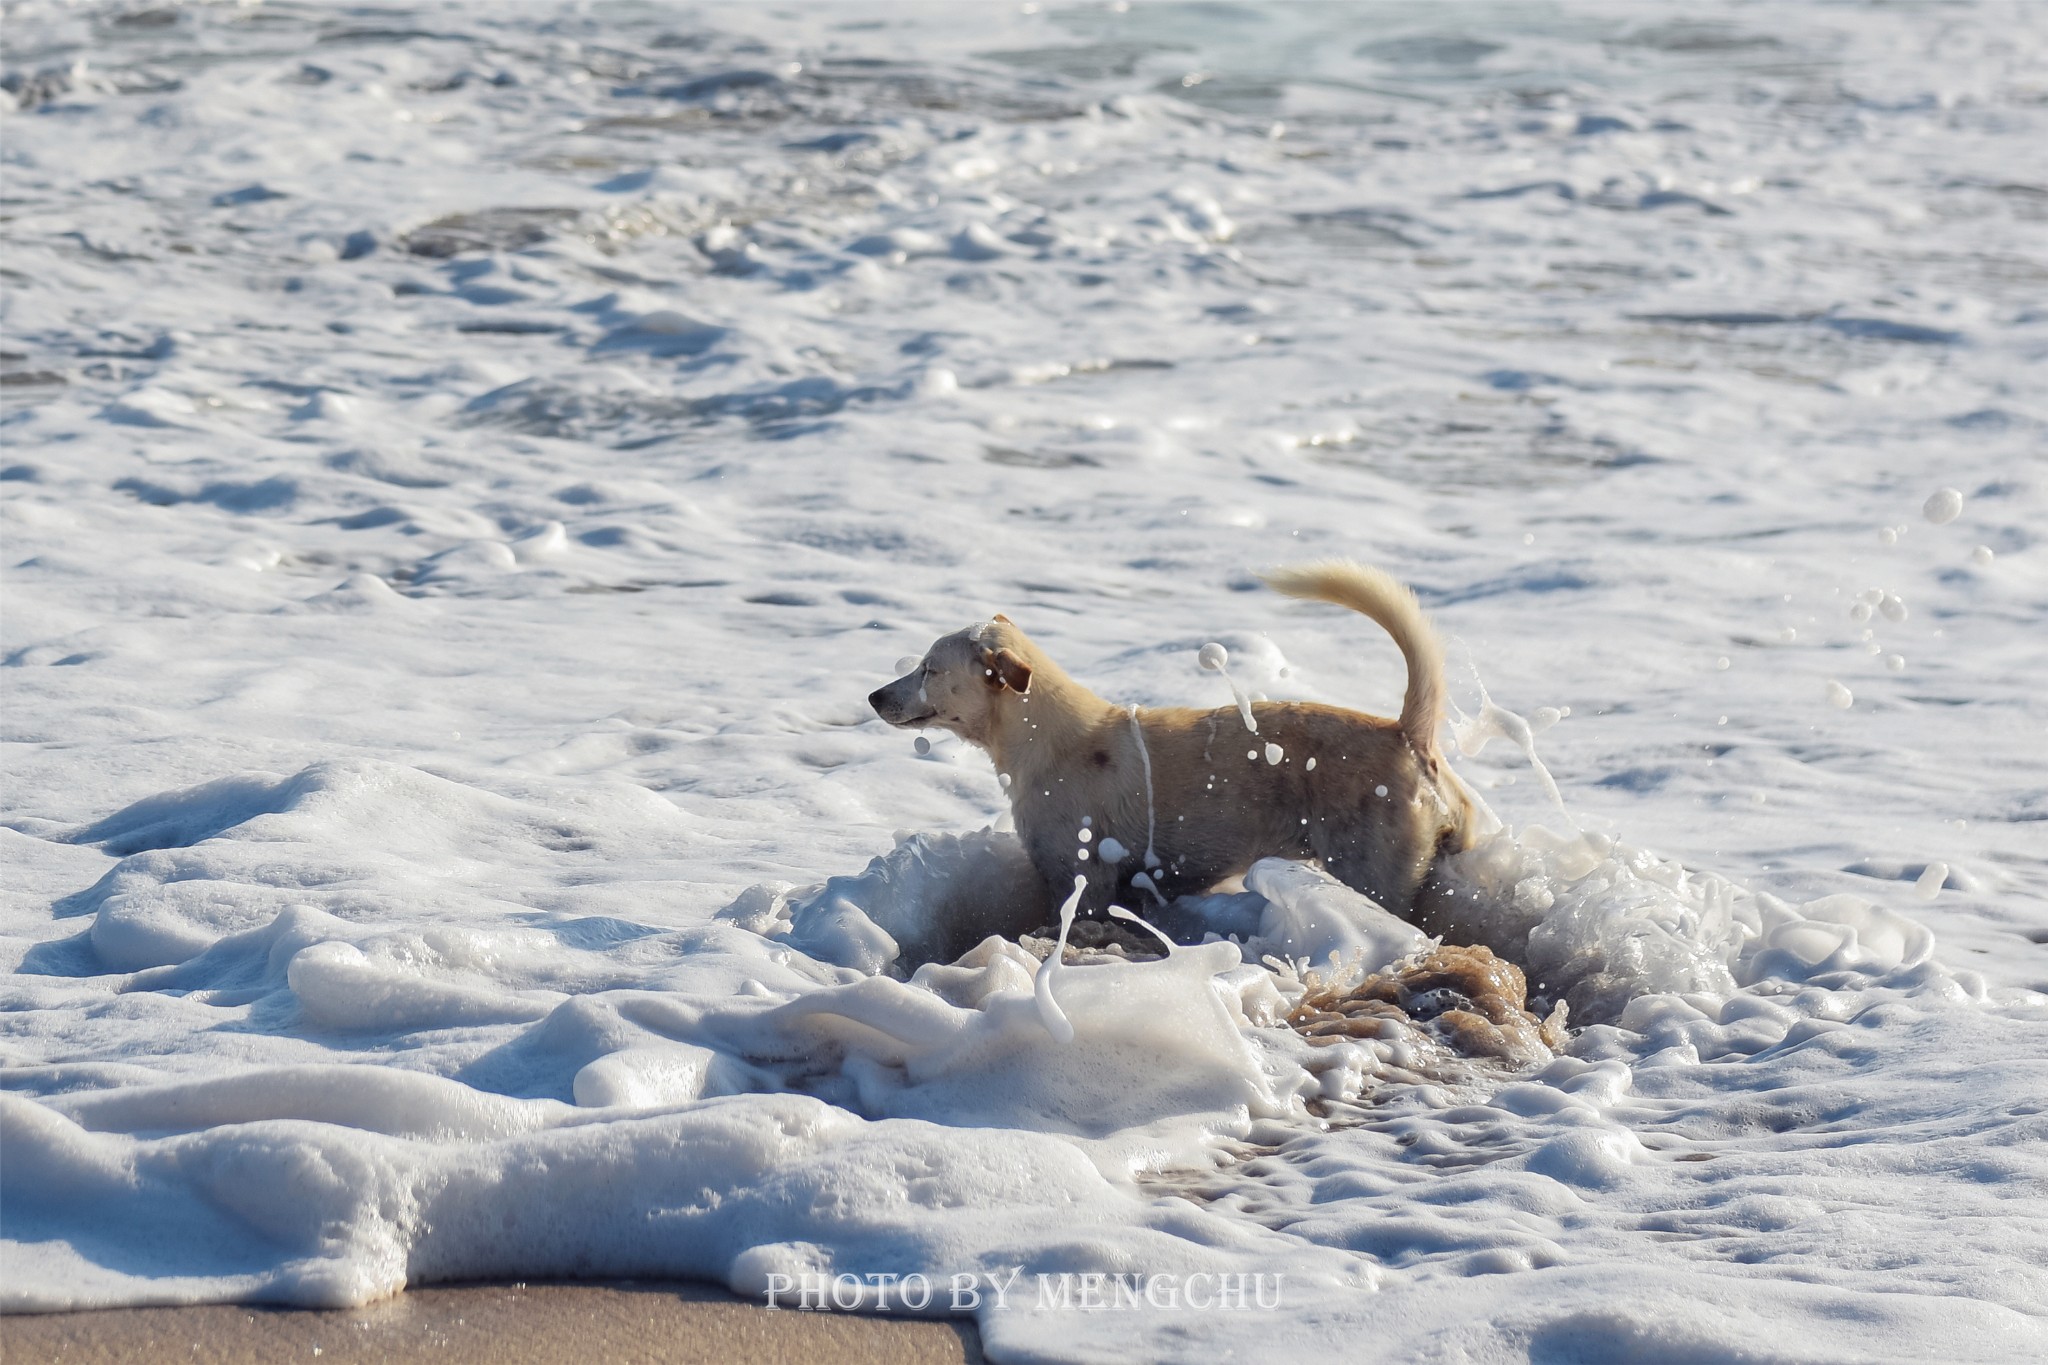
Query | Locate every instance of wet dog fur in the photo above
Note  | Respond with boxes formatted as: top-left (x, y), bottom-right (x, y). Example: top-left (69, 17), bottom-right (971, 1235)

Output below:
top-left (868, 560), bottom-right (1477, 927)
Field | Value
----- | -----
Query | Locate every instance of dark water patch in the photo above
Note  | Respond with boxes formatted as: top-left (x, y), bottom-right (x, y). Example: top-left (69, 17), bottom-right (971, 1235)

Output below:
top-left (1482, 369), bottom-right (1569, 392)
top-left (1284, 207), bottom-right (1430, 252)
top-left (1357, 35), bottom-right (1503, 67)
top-left (784, 131), bottom-right (875, 153)
top-left (563, 578), bottom-right (727, 596)
top-left (1945, 409), bottom-right (2023, 431)
top-left (782, 520), bottom-right (954, 565)
top-left (984, 446), bottom-right (1103, 469)
top-left (1820, 316), bottom-right (1961, 345)
top-left (456, 319), bottom-right (566, 335)
top-left (1573, 113), bottom-right (1635, 135)
top-left (1634, 311), bottom-right (1962, 344)
top-left (401, 207), bottom-right (583, 258)
top-left (113, 475), bottom-right (300, 513)
top-left (653, 69), bottom-right (786, 102)
top-left (466, 372), bottom-right (912, 443)
top-left (591, 314), bottom-right (726, 357)
top-left (1430, 568), bottom-right (1598, 607)
top-left (980, 40), bottom-right (1190, 82)
top-left (325, 448), bottom-right (453, 490)
top-left (1465, 180), bottom-right (1575, 201)
top-left (1618, 189), bottom-right (1731, 216)
top-left (1298, 397), bottom-right (1644, 490)
top-left (1158, 72), bottom-right (1290, 118)
top-left (1596, 766), bottom-right (1678, 793)
top-left (1614, 21), bottom-right (1783, 54)
top-left (211, 183), bottom-right (285, 207)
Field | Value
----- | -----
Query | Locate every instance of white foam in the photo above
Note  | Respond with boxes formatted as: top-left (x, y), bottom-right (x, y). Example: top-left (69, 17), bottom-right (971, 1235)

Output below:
top-left (1243, 859), bottom-right (1429, 978)
top-left (5, 4), bottom-right (2044, 1358)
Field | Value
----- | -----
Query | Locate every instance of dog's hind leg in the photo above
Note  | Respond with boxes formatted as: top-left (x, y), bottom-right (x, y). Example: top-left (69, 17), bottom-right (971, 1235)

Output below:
top-left (1312, 819), bottom-right (1432, 919)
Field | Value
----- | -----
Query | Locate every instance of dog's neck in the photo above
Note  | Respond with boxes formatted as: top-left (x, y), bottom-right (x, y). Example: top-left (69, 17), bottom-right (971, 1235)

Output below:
top-left (980, 645), bottom-right (1114, 784)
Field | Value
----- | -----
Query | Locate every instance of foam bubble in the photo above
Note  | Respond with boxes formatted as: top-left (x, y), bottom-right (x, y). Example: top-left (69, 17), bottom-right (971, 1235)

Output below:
top-left (1923, 487), bottom-right (1964, 524)
top-left (1825, 680), bottom-right (1854, 709)
top-left (1200, 642), bottom-right (1258, 732)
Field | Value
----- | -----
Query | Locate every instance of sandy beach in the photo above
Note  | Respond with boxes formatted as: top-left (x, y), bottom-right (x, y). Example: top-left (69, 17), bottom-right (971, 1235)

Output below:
top-left (0, 1282), bottom-right (983, 1365)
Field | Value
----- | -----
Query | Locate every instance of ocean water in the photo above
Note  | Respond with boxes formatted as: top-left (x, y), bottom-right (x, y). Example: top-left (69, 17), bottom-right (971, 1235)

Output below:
top-left (3, 2), bottom-right (2046, 1359)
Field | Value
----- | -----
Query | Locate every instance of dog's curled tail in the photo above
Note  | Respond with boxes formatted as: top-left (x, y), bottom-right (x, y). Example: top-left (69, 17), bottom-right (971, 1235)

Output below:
top-left (1262, 560), bottom-right (1446, 762)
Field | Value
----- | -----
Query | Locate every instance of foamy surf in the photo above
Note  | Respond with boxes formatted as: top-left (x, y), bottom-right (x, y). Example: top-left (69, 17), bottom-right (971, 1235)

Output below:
top-left (4, 1), bottom-right (2046, 1360)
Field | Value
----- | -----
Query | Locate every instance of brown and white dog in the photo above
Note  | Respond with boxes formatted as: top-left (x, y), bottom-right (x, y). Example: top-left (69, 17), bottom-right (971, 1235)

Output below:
top-left (869, 561), bottom-right (1478, 926)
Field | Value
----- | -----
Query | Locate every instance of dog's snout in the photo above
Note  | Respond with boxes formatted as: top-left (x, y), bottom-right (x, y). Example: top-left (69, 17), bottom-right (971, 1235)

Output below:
top-left (870, 674), bottom-right (935, 729)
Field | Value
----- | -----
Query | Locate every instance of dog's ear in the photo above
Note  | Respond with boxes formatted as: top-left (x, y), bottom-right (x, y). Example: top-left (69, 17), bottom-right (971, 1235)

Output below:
top-left (982, 647), bottom-right (1032, 694)
top-left (992, 613), bottom-right (1012, 624)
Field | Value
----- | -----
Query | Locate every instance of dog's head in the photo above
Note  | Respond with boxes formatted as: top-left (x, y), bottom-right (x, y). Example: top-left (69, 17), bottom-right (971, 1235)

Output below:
top-left (869, 616), bottom-right (1034, 746)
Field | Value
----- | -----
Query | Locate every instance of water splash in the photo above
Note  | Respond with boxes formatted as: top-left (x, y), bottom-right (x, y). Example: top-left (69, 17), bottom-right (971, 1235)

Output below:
top-left (1032, 875), bottom-right (1087, 1044)
top-left (1107, 904), bottom-right (1178, 955)
top-left (1449, 671), bottom-right (1570, 820)
top-left (1199, 642), bottom-right (1258, 733)
top-left (1126, 704), bottom-right (1163, 891)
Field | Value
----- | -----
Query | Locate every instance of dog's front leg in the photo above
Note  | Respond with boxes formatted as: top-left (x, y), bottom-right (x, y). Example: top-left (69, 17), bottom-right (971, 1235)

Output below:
top-left (1018, 825), bottom-right (1118, 919)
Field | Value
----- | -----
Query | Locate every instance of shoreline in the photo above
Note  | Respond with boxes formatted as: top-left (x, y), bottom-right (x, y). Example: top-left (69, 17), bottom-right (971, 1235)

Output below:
top-left (0, 1280), bottom-right (984, 1364)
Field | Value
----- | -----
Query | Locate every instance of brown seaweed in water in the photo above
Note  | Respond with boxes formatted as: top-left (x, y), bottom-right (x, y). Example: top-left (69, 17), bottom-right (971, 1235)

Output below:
top-left (1289, 944), bottom-right (1569, 1068)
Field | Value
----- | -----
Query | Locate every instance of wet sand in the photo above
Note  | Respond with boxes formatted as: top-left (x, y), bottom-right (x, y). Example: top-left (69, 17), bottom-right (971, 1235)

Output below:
top-left (0, 1281), bottom-right (984, 1364)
